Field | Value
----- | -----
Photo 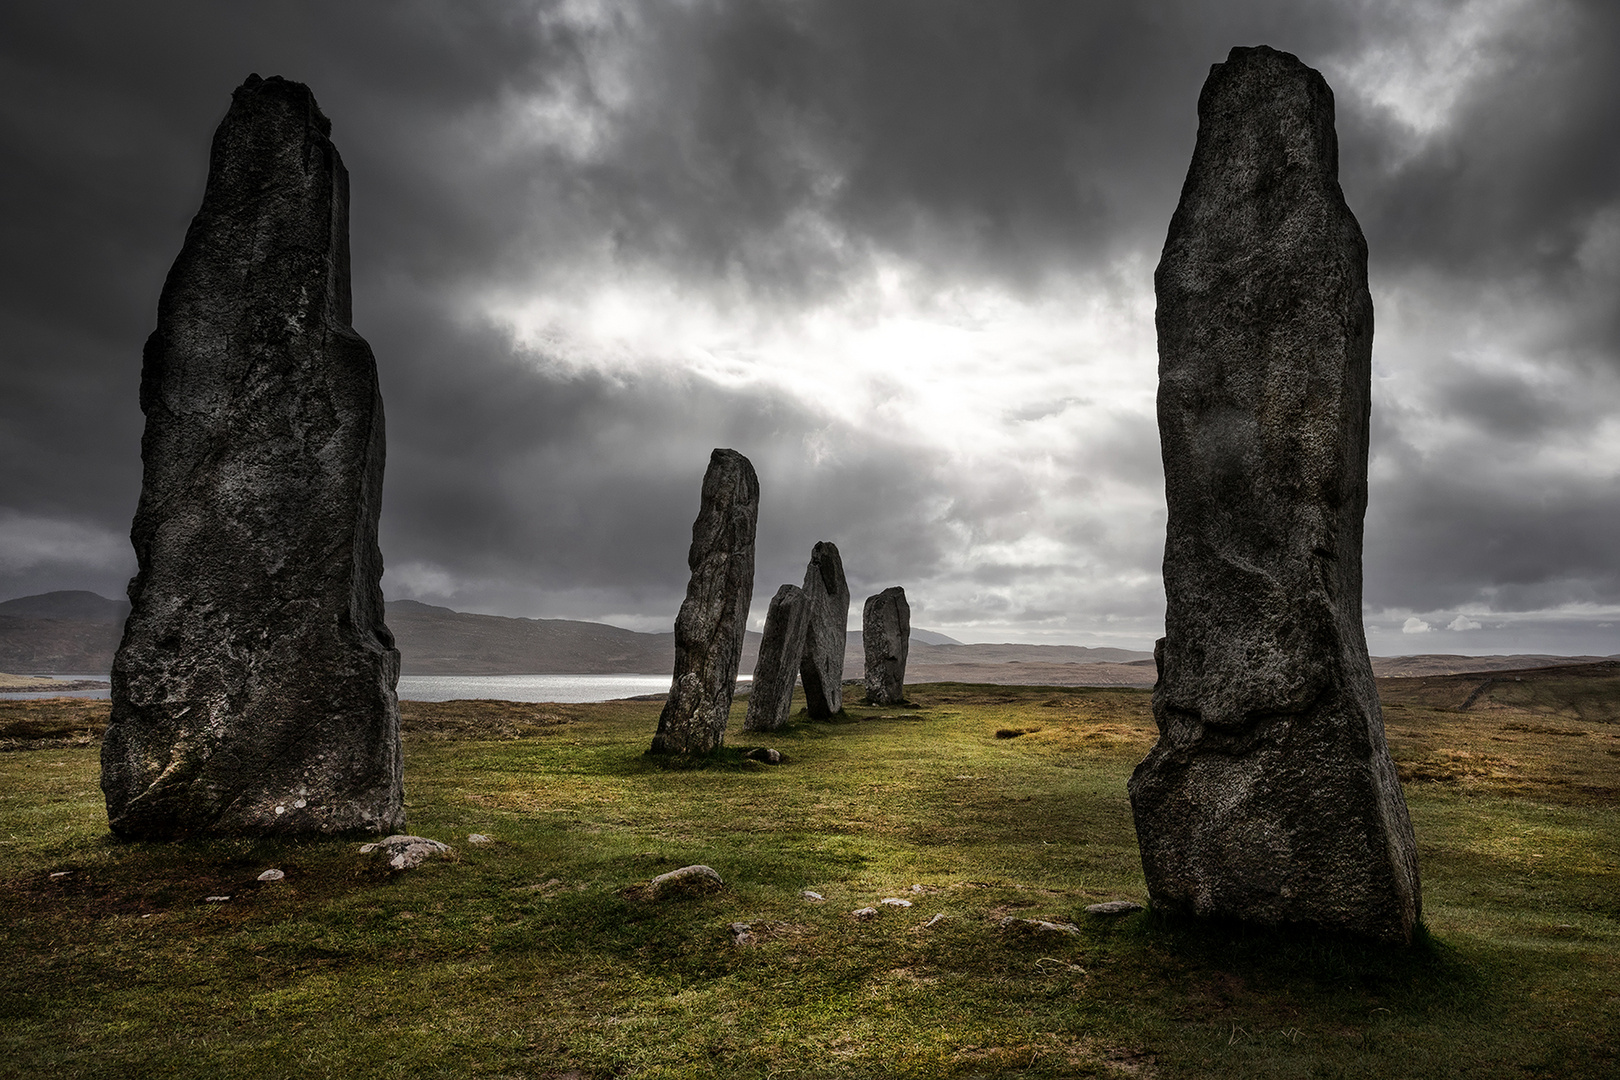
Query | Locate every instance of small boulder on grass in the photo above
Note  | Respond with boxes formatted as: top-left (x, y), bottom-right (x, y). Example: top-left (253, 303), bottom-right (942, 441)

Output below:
top-left (1085, 900), bottom-right (1144, 916)
top-left (360, 835), bottom-right (452, 871)
top-left (625, 864), bottom-right (725, 900)
top-left (1000, 916), bottom-right (1080, 936)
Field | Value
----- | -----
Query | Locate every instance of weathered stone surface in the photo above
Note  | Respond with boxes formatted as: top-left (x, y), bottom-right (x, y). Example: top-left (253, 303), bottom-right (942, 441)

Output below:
top-left (1129, 46), bottom-right (1421, 943)
top-left (742, 584), bottom-right (808, 731)
top-left (1084, 900), bottom-right (1143, 917)
top-left (744, 746), bottom-right (782, 764)
top-left (645, 864), bottom-right (724, 899)
top-left (862, 586), bottom-right (910, 705)
top-left (102, 75), bottom-right (402, 839)
top-left (364, 835), bottom-right (451, 871)
top-left (649, 449), bottom-right (759, 755)
top-left (797, 542), bottom-right (850, 718)
top-left (999, 917), bottom-right (1079, 936)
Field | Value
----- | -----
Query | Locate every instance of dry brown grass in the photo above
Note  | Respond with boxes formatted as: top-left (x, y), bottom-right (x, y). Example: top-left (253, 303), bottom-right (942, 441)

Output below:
top-left (1379, 663), bottom-right (1620, 806)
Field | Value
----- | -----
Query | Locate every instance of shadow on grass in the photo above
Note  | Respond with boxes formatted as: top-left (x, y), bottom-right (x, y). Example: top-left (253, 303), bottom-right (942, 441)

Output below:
top-left (1091, 907), bottom-right (1484, 1013)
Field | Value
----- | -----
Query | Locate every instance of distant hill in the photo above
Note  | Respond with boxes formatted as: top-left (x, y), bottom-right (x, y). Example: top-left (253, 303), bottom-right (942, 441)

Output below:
top-left (386, 599), bottom-right (677, 674)
top-left (2, 590), bottom-right (1611, 685)
top-left (0, 591), bottom-right (130, 674)
top-left (0, 590), bottom-right (129, 621)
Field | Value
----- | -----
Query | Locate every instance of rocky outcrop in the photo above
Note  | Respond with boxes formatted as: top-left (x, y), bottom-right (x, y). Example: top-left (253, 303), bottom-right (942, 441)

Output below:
top-left (862, 586), bottom-right (910, 705)
top-left (797, 542), bottom-right (850, 719)
top-left (1128, 46), bottom-right (1421, 943)
top-left (649, 449), bottom-right (759, 754)
top-left (102, 75), bottom-right (403, 839)
top-left (743, 584), bottom-right (808, 731)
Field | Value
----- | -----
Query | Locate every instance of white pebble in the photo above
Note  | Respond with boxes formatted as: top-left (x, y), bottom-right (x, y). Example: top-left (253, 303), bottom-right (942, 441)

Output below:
top-left (467, 834), bottom-right (492, 845)
top-left (880, 897), bottom-right (913, 908)
top-left (801, 890), bottom-right (824, 901)
top-left (257, 869), bottom-right (285, 882)
top-left (204, 895), bottom-right (230, 903)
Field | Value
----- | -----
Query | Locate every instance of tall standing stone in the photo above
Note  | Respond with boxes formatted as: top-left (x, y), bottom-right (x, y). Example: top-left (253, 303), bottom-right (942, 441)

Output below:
top-left (743, 584), bottom-right (808, 732)
top-left (102, 75), bottom-right (403, 838)
top-left (649, 449), bottom-right (759, 755)
top-left (1128, 46), bottom-right (1421, 943)
top-left (797, 541), bottom-right (850, 719)
top-left (862, 587), bottom-right (910, 705)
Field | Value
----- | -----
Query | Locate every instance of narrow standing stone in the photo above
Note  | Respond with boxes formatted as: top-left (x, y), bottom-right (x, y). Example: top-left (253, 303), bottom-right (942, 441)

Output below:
top-left (1128, 46), bottom-right (1421, 943)
top-left (102, 75), bottom-right (403, 838)
top-left (649, 449), bottom-right (759, 754)
top-left (797, 541), bottom-right (850, 719)
top-left (862, 587), bottom-right (910, 705)
top-left (743, 584), bottom-right (809, 732)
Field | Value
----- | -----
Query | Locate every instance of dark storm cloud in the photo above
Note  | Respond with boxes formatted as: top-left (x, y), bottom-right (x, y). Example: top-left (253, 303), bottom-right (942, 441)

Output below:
top-left (482, 0), bottom-right (1376, 297)
top-left (366, 290), bottom-right (956, 619)
top-left (1, 1), bottom-right (1616, 649)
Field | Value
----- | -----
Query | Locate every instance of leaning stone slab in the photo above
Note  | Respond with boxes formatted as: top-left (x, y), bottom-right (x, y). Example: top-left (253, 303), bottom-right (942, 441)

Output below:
top-left (862, 586), bottom-right (910, 705)
top-left (797, 542), bottom-right (850, 718)
top-left (649, 449), bottom-right (759, 755)
top-left (743, 583), bottom-right (808, 731)
top-left (1129, 46), bottom-right (1421, 943)
top-left (102, 74), bottom-right (402, 839)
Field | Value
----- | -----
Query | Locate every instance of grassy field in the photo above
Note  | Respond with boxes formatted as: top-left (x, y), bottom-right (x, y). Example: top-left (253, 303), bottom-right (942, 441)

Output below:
top-left (1, 671), bottom-right (1616, 1079)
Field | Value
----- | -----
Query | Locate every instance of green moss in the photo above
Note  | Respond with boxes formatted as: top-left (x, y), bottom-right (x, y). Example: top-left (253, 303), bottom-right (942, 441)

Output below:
top-left (0, 681), bottom-right (1616, 1078)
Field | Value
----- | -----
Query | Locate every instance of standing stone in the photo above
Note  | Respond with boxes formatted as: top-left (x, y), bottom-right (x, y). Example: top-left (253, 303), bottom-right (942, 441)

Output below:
top-left (102, 75), bottom-right (403, 838)
top-left (797, 542), bottom-right (850, 719)
top-left (649, 449), bottom-right (759, 755)
top-left (862, 587), bottom-right (910, 705)
top-left (1128, 46), bottom-right (1421, 943)
top-left (743, 584), bottom-right (809, 732)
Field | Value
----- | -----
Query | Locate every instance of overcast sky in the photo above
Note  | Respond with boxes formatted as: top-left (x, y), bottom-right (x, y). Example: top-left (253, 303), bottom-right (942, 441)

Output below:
top-left (2, 0), bottom-right (1617, 655)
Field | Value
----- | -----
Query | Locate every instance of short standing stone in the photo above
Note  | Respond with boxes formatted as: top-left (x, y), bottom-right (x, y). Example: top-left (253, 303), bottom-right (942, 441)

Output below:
top-left (743, 584), bottom-right (808, 731)
top-left (797, 542), bottom-right (850, 719)
top-left (862, 586), bottom-right (910, 705)
top-left (101, 75), bottom-right (402, 839)
top-left (649, 449), bottom-right (759, 755)
top-left (1128, 46), bottom-right (1421, 943)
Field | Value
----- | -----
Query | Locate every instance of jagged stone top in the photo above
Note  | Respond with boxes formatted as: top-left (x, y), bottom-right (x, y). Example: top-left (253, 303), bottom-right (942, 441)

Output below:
top-left (1165, 45), bottom-right (1355, 269)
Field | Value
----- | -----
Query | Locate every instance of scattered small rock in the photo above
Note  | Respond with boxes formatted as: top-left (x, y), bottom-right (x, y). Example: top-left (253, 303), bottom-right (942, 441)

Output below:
top-left (204, 895), bottom-right (230, 903)
top-left (49, 871), bottom-right (70, 879)
top-left (801, 890), bottom-right (824, 902)
top-left (880, 897), bottom-right (913, 908)
top-left (1085, 900), bottom-right (1144, 916)
top-left (1000, 916), bottom-right (1080, 936)
top-left (908, 884), bottom-right (925, 893)
top-left (467, 833), bottom-right (493, 845)
top-left (729, 921), bottom-right (757, 946)
top-left (256, 869), bottom-right (285, 882)
top-left (744, 747), bottom-right (782, 764)
top-left (922, 912), bottom-right (948, 929)
top-left (851, 906), bottom-right (879, 920)
top-left (367, 835), bottom-right (452, 871)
